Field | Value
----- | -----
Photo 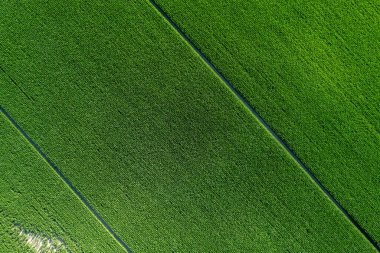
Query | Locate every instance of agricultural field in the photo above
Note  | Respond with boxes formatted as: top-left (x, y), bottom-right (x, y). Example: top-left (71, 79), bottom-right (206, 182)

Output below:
top-left (0, 112), bottom-right (125, 252)
top-left (154, 0), bottom-right (380, 247)
top-left (0, 0), bottom-right (378, 252)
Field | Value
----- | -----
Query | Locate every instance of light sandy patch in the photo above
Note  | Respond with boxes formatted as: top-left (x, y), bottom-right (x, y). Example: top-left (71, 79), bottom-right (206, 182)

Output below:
top-left (13, 225), bottom-right (67, 253)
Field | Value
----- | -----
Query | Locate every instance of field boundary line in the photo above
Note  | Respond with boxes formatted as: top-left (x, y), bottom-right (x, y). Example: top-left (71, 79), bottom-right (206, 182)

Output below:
top-left (0, 106), bottom-right (133, 253)
top-left (147, 1), bottom-right (380, 251)
top-left (0, 66), bottom-right (33, 101)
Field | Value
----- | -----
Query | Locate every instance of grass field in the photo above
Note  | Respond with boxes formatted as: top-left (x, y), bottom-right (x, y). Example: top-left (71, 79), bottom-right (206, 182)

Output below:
top-left (154, 0), bottom-right (380, 246)
top-left (0, 0), bottom-right (378, 252)
top-left (0, 112), bottom-right (125, 252)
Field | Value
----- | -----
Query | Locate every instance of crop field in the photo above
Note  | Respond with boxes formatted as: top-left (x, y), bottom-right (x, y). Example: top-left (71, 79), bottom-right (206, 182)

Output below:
top-left (153, 0), bottom-right (380, 247)
top-left (0, 0), bottom-right (378, 252)
top-left (0, 112), bottom-right (125, 252)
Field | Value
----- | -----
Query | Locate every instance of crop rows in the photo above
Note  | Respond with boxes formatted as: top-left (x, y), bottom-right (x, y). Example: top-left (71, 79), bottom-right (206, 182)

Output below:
top-left (153, 0), bottom-right (380, 247)
top-left (0, 109), bottom-right (124, 252)
top-left (0, 0), bottom-right (378, 252)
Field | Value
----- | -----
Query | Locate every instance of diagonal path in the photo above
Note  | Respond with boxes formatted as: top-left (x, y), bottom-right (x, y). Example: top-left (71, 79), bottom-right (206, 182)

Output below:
top-left (147, 0), bottom-right (380, 251)
top-left (0, 105), bottom-right (133, 253)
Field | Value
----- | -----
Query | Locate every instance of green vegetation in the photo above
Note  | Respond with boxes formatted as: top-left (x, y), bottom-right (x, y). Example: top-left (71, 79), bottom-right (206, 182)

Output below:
top-left (0, 113), bottom-right (125, 252)
top-left (154, 0), bottom-right (380, 245)
top-left (0, 0), bottom-right (377, 252)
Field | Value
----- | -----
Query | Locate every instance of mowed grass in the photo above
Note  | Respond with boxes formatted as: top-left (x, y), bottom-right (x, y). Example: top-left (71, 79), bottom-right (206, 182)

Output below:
top-left (154, 0), bottom-right (380, 245)
top-left (0, 0), bottom-right (377, 252)
top-left (0, 112), bottom-right (125, 252)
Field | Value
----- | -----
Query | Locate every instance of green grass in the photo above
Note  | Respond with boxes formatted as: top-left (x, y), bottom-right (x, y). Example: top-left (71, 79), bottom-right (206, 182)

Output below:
top-left (0, 0), bottom-right (377, 252)
top-left (0, 113), bottom-right (125, 252)
top-left (154, 0), bottom-right (380, 245)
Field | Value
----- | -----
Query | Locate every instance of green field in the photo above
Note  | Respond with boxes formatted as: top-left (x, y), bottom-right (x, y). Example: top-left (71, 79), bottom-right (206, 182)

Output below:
top-left (0, 0), bottom-right (378, 252)
top-left (0, 113), bottom-right (125, 252)
top-left (154, 0), bottom-right (380, 246)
